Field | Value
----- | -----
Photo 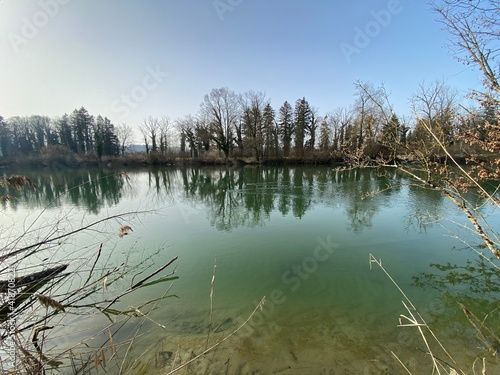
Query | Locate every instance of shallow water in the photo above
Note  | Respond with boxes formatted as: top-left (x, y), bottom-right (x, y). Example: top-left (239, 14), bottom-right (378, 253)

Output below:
top-left (1, 165), bottom-right (498, 374)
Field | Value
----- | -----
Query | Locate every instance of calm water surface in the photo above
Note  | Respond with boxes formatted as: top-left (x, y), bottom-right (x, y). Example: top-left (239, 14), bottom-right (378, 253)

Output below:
top-left (1, 165), bottom-right (498, 374)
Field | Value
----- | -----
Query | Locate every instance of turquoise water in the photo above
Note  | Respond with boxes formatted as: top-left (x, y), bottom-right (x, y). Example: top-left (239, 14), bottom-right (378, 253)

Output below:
top-left (1, 166), bottom-right (498, 374)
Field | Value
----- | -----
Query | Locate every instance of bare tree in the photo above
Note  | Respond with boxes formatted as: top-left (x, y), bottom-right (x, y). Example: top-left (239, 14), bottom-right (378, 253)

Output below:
top-left (410, 80), bottom-right (457, 153)
top-left (433, 0), bottom-right (500, 96)
top-left (399, 1), bottom-right (500, 261)
top-left (240, 90), bottom-right (266, 161)
top-left (353, 81), bottom-right (377, 150)
top-left (353, 81), bottom-right (394, 148)
top-left (176, 115), bottom-right (196, 156)
top-left (327, 107), bottom-right (353, 151)
top-left (159, 116), bottom-right (172, 154)
top-left (116, 123), bottom-right (134, 156)
top-left (199, 87), bottom-right (240, 159)
top-left (140, 116), bottom-right (160, 154)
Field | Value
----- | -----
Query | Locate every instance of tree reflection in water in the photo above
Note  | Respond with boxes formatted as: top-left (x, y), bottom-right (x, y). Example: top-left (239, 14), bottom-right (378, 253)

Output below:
top-left (2, 166), bottom-right (441, 233)
top-left (0, 167), bottom-right (128, 215)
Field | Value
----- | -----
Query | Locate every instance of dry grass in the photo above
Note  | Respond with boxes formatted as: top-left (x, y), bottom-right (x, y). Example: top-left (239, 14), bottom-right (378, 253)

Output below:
top-left (369, 254), bottom-right (494, 375)
top-left (0, 173), bottom-right (179, 374)
top-left (0, 175), bottom-right (36, 190)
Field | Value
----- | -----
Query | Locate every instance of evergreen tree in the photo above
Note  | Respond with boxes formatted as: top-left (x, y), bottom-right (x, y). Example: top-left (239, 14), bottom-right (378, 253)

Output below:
top-left (94, 115), bottom-right (106, 160)
top-left (94, 116), bottom-right (120, 159)
top-left (278, 101), bottom-right (294, 157)
top-left (176, 115), bottom-right (198, 157)
top-left (103, 117), bottom-right (120, 156)
top-left (380, 114), bottom-right (400, 147)
top-left (55, 114), bottom-right (75, 152)
top-left (319, 117), bottom-right (331, 151)
top-left (0, 116), bottom-right (12, 157)
top-left (8, 117), bottom-right (34, 155)
top-left (262, 103), bottom-right (278, 159)
top-left (306, 107), bottom-right (318, 150)
top-left (294, 97), bottom-right (312, 157)
top-left (180, 132), bottom-right (186, 153)
top-left (399, 124), bottom-right (409, 145)
top-left (70, 107), bottom-right (94, 154)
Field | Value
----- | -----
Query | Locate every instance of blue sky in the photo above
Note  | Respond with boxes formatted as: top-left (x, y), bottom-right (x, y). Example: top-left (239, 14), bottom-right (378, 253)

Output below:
top-left (0, 0), bottom-right (484, 137)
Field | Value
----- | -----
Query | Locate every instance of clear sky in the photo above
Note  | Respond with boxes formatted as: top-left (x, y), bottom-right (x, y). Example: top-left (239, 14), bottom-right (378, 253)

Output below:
top-left (0, 0), bottom-right (484, 137)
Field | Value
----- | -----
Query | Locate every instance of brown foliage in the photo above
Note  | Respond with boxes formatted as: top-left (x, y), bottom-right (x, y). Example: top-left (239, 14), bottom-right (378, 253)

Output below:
top-left (0, 175), bottom-right (36, 190)
top-left (36, 294), bottom-right (65, 312)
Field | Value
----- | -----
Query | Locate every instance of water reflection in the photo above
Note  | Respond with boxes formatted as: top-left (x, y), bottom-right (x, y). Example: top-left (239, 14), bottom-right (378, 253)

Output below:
top-left (412, 250), bottom-right (500, 356)
top-left (414, 250), bottom-right (500, 307)
top-left (1, 167), bottom-right (128, 214)
top-left (173, 166), bottom-right (402, 231)
top-left (3, 165), bottom-right (499, 373)
top-left (3, 165), bottom-right (490, 234)
top-left (1, 166), bottom-right (450, 232)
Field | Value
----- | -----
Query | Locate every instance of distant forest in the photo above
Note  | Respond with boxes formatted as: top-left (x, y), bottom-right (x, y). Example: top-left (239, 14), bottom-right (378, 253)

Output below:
top-left (0, 80), bottom-right (497, 165)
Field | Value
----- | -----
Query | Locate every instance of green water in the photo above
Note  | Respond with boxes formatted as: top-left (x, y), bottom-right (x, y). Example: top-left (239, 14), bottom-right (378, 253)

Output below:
top-left (1, 165), bottom-right (498, 374)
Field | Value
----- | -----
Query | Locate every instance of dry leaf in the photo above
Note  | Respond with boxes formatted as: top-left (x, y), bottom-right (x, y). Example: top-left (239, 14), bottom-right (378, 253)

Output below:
top-left (37, 294), bottom-right (65, 312)
top-left (118, 225), bottom-right (133, 238)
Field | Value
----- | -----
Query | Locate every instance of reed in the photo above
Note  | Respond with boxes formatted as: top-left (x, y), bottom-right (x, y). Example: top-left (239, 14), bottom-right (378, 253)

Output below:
top-left (369, 253), bottom-right (493, 375)
top-left (0, 173), bottom-right (178, 374)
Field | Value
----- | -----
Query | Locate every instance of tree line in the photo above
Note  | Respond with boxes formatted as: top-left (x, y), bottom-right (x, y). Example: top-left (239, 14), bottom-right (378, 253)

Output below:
top-left (1, 1), bottom-right (499, 168)
top-left (0, 107), bottom-right (134, 162)
top-left (171, 80), bottom-right (497, 163)
top-left (0, 85), bottom-right (497, 166)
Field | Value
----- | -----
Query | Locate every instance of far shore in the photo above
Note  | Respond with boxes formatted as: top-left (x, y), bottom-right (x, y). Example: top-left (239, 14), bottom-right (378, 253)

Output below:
top-left (0, 149), bottom-right (474, 170)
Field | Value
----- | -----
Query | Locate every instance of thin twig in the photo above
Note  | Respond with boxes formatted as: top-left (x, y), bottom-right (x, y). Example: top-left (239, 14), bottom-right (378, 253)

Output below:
top-left (102, 256), bottom-right (178, 310)
top-left (417, 113), bottom-right (499, 208)
top-left (84, 243), bottom-right (103, 286)
top-left (0, 211), bottom-right (150, 265)
top-left (209, 255), bottom-right (217, 327)
top-left (370, 253), bottom-right (464, 374)
top-left (206, 255), bottom-right (217, 348)
top-left (369, 254), bottom-right (416, 310)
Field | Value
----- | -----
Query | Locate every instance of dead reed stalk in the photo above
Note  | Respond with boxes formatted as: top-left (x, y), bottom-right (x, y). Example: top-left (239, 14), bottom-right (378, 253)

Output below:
top-left (369, 253), bottom-right (471, 375)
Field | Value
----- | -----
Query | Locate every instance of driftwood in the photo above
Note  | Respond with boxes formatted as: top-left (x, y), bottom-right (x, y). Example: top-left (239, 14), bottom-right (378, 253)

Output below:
top-left (0, 264), bottom-right (69, 323)
top-left (0, 264), bottom-right (69, 293)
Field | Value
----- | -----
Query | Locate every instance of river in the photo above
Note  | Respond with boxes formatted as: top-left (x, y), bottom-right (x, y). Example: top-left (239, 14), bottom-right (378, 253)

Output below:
top-left (1, 165), bottom-right (498, 374)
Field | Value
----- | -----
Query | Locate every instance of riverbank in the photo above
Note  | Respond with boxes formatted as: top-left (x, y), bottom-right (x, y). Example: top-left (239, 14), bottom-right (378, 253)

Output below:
top-left (2, 139), bottom-right (493, 169)
top-left (0, 150), bottom-right (413, 169)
